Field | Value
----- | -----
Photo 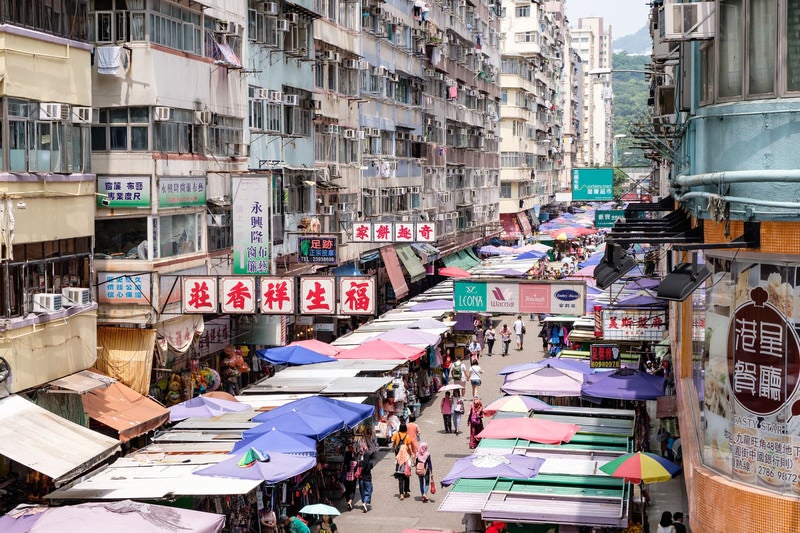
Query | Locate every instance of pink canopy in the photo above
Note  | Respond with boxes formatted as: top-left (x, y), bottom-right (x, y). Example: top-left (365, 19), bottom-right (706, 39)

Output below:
top-left (289, 339), bottom-right (341, 356)
top-left (337, 339), bottom-right (425, 361)
top-left (477, 417), bottom-right (580, 444)
top-left (375, 328), bottom-right (440, 346)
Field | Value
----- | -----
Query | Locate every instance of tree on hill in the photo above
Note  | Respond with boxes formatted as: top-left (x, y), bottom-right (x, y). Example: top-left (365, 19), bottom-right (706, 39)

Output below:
top-left (612, 53), bottom-right (649, 168)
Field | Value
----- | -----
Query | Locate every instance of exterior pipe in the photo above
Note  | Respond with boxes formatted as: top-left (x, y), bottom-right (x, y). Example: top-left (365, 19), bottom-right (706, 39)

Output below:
top-left (674, 169), bottom-right (800, 188)
top-left (674, 190), bottom-right (800, 210)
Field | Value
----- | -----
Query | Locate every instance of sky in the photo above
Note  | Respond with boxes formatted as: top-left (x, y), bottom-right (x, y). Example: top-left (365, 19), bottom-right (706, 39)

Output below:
top-left (566, 0), bottom-right (651, 39)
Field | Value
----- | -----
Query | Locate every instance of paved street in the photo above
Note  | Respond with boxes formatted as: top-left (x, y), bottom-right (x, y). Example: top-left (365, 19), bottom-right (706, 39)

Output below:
top-left (333, 315), bottom-right (540, 532)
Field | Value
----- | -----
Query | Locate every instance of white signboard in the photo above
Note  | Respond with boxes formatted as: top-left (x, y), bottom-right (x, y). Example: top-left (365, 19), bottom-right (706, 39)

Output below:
top-left (220, 276), bottom-right (256, 314)
top-left (260, 277), bottom-right (296, 314)
top-left (183, 276), bottom-right (218, 313)
top-left (339, 276), bottom-right (376, 315)
top-left (299, 277), bottom-right (336, 314)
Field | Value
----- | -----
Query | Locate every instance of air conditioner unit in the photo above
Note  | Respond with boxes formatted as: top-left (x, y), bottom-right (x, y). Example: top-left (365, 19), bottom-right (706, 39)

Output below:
top-left (329, 164), bottom-right (341, 177)
top-left (33, 293), bottom-right (63, 312)
top-left (343, 128), bottom-right (357, 139)
top-left (326, 124), bottom-right (341, 134)
top-left (323, 50), bottom-right (336, 61)
top-left (263, 1), bottom-right (279, 15)
top-left (372, 66), bottom-right (387, 77)
top-left (337, 203), bottom-right (348, 211)
top-left (357, 59), bottom-right (369, 70)
top-left (285, 12), bottom-right (299, 24)
top-left (425, 69), bottom-right (435, 77)
top-left (358, 129), bottom-right (367, 139)
top-left (388, 72), bottom-right (399, 82)
top-left (283, 94), bottom-right (299, 106)
top-left (61, 288), bottom-right (90, 307)
top-left (321, 205), bottom-right (335, 215)
top-left (664, 0), bottom-right (714, 40)
top-left (269, 90), bottom-right (284, 102)
top-left (254, 88), bottom-right (270, 100)
top-left (277, 19), bottom-right (290, 31)
top-left (154, 106), bottom-right (171, 121)
top-left (343, 59), bottom-right (359, 69)
top-left (369, 128), bottom-right (381, 137)
top-left (411, 186), bottom-right (421, 194)
top-left (39, 103), bottom-right (69, 121)
top-left (397, 132), bottom-right (407, 140)
top-left (372, 6), bottom-right (383, 15)
top-left (195, 110), bottom-right (212, 124)
top-left (71, 106), bottom-right (97, 124)
top-left (214, 20), bottom-right (234, 34)
top-left (381, 189), bottom-right (391, 197)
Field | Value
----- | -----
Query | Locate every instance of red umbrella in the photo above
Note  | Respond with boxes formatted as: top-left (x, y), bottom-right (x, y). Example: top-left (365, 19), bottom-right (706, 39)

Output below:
top-left (288, 339), bottom-right (341, 357)
top-left (477, 416), bottom-right (580, 444)
top-left (439, 267), bottom-right (472, 278)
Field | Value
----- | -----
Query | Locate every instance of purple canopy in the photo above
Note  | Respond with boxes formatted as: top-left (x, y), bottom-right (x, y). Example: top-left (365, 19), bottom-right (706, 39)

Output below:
top-left (0, 508), bottom-right (45, 533)
top-left (623, 278), bottom-right (661, 290)
top-left (514, 250), bottom-right (548, 261)
top-left (194, 449), bottom-right (317, 483)
top-left (169, 396), bottom-right (251, 422)
top-left (440, 453), bottom-right (545, 486)
top-left (409, 299), bottom-right (454, 312)
top-left (581, 368), bottom-right (666, 400)
top-left (490, 268), bottom-right (528, 277)
top-left (616, 293), bottom-right (666, 307)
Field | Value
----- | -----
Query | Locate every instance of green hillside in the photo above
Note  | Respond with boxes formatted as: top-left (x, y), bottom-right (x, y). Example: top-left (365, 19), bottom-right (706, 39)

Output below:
top-left (612, 53), bottom-right (649, 168)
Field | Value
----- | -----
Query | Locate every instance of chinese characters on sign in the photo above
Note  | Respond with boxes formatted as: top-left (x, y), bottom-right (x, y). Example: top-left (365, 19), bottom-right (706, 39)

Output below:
top-left (351, 222), bottom-right (437, 243)
top-left (300, 277), bottom-right (335, 314)
top-left (221, 277), bottom-right (256, 313)
top-left (183, 277), bottom-right (217, 313)
top-left (233, 177), bottom-right (271, 275)
top-left (590, 344), bottom-right (621, 369)
top-left (97, 177), bottom-right (151, 208)
top-left (198, 318), bottom-right (231, 356)
top-left (298, 236), bottom-right (338, 264)
top-left (260, 277), bottom-right (296, 314)
top-left (571, 168), bottom-right (614, 201)
top-left (97, 272), bottom-right (151, 304)
top-left (339, 276), bottom-right (375, 315)
top-left (601, 308), bottom-right (666, 341)
top-left (158, 177), bottom-right (206, 207)
top-left (594, 210), bottom-right (625, 228)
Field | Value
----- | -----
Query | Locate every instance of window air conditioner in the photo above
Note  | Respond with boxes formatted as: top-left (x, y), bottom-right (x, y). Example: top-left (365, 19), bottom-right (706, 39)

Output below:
top-left (277, 19), bottom-right (290, 32)
top-left (263, 1), bottom-right (279, 15)
top-left (283, 94), bottom-right (299, 106)
top-left (195, 110), bottom-right (213, 124)
top-left (388, 72), bottom-right (399, 82)
top-left (664, 0), bottom-right (715, 40)
top-left (254, 88), bottom-right (270, 100)
top-left (329, 164), bottom-right (341, 177)
top-left (39, 103), bottom-right (69, 121)
top-left (411, 186), bottom-right (421, 194)
top-left (62, 288), bottom-right (90, 307)
top-left (71, 106), bottom-right (97, 124)
top-left (357, 59), bottom-right (369, 70)
top-left (372, 66), bottom-right (387, 77)
top-left (343, 128), bottom-right (357, 139)
top-left (425, 69), bottom-right (435, 77)
top-left (154, 106), bottom-right (171, 121)
top-left (369, 128), bottom-right (381, 137)
top-left (358, 129), bottom-right (367, 139)
top-left (285, 13), bottom-right (299, 24)
top-left (337, 203), bottom-right (348, 211)
top-left (269, 90), bottom-right (284, 102)
top-left (326, 124), bottom-right (341, 135)
top-left (321, 205), bottom-right (335, 215)
top-left (343, 59), bottom-right (359, 69)
top-left (397, 132), bottom-right (406, 140)
top-left (214, 20), bottom-right (233, 34)
top-left (381, 189), bottom-right (391, 197)
top-left (33, 293), bottom-right (63, 312)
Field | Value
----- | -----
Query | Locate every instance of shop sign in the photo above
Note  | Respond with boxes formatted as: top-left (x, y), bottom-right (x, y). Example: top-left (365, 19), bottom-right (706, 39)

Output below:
top-left (453, 281), bottom-right (487, 312)
top-left (232, 176), bottom-right (270, 275)
top-left (182, 276), bottom-right (218, 313)
top-left (298, 236), bottom-right (338, 264)
top-left (299, 277), bottom-right (336, 314)
top-left (594, 209), bottom-right (625, 228)
top-left (260, 277), bottom-right (296, 314)
top-left (97, 176), bottom-right (150, 208)
top-left (590, 344), bottom-right (621, 369)
top-left (158, 176), bottom-right (206, 208)
top-left (486, 282), bottom-right (519, 313)
top-left (601, 308), bottom-right (666, 341)
top-left (571, 168), bottom-right (614, 201)
top-left (159, 266), bottom-right (207, 307)
top-left (198, 317), bottom-right (231, 356)
top-left (220, 276), bottom-right (256, 314)
top-left (351, 222), bottom-right (437, 243)
top-left (454, 280), bottom-right (586, 315)
top-left (97, 272), bottom-right (151, 304)
top-left (339, 276), bottom-right (376, 315)
top-left (518, 283), bottom-right (586, 315)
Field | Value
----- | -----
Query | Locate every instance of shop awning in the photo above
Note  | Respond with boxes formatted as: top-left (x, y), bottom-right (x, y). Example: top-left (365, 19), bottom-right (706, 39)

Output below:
top-left (410, 243), bottom-right (441, 264)
top-left (499, 213), bottom-right (521, 240)
top-left (46, 370), bottom-right (117, 394)
top-left (379, 246), bottom-right (409, 299)
top-left (81, 380), bottom-right (170, 442)
top-left (332, 262), bottom-right (362, 276)
top-left (461, 249), bottom-right (481, 268)
top-left (0, 395), bottom-right (120, 484)
top-left (396, 244), bottom-right (427, 283)
top-left (95, 327), bottom-right (157, 397)
top-left (517, 212), bottom-right (533, 236)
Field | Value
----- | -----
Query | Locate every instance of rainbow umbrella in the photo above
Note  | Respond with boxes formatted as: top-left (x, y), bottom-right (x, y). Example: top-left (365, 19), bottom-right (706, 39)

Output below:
top-left (482, 395), bottom-right (552, 416)
top-left (599, 451), bottom-right (680, 484)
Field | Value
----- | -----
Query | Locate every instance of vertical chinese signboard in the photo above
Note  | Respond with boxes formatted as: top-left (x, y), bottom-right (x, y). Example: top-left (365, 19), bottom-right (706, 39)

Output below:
top-left (233, 177), bottom-right (270, 275)
top-left (571, 168), bottom-right (614, 201)
top-left (703, 258), bottom-right (800, 492)
top-left (339, 276), bottom-right (376, 315)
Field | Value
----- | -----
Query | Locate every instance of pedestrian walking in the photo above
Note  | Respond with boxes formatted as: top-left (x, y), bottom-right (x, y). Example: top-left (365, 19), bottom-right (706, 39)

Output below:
top-left (672, 512), bottom-right (687, 533)
top-left (656, 511), bottom-right (675, 533)
top-left (451, 355), bottom-right (467, 390)
top-left (280, 513), bottom-right (310, 533)
top-left (513, 315), bottom-right (525, 350)
top-left (318, 515), bottom-right (338, 533)
top-left (394, 442), bottom-right (413, 500)
top-left (440, 391), bottom-right (453, 433)
top-left (391, 422), bottom-right (417, 455)
top-left (414, 442), bottom-right (433, 502)
top-left (500, 325), bottom-right (512, 356)
top-left (442, 352), bottom-right (452, 385)
top-left (343, 450), bottom-right (358, 511)
top-left (468, 397), bottom-right (484, 449)
top-left (538, 323), bottom-right (550, 351)
top-left (452, 390), bottom-right (465, 435)
top-left (485, 324), bottom-right (496, 356)
top-left (357, 452), bottom-right (374, 512)
top-left (406, 417), bottom-right (421, 451)
top-left (467, 336), bottom-right (482, 360)
top-left (468, 357), bottom-right (483, 398)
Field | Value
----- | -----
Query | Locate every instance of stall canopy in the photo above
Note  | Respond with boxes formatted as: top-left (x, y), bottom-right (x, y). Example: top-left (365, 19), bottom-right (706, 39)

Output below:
top-left (501, 365), bottom-right (587, 397)
top-left (81, 380), bottom-right (169, 442)
top-left (256, 345), bottom-right (336, 366)
top-left (374, 327), bottom-right (440, 346)
top-left (251, 396), bottom-right (374, 429)
top-left (440, 453), bottom-right (545, 486)
top-left (95, 327), bottom-right (157, 396)
top-left (288, 339), bottom-right (341, 356)
top-left (409, 299), bottom-right (454, 312)
top-left (395, 244), bottom-right (427, 283)
top-left (169, 396), bottom-right (252, 422)
top-left (194, 449), bottom-right (316, 484)
top-left (243, 410), bottom-right (343, 440)
top-left (499, 214), bottom-right (522, 240)
top-left (231, 428), bottom-right (317, 455)
top-left (0, 395), bottom-right (120, 484)
top-left (380, 245), bottom-right (409, 299)
top-left (581, 368), bottom-right (666, 401)
top-left (46, 369), bottom-right (117, 394)
top-left (336, 339), bottom-right (425, 361)
top-left (477, 417), bottom-right (580, 444)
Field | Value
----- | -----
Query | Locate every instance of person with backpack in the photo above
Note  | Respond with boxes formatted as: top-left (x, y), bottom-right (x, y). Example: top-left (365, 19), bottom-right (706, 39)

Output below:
top-left (394, 440), bottom-right (413, 500)
top-left (391, 423), bottom-right (417, 455)
top-left (451, 355), bottom-right (467, 389)
top-left (414, 441), bottom-right (434, 502)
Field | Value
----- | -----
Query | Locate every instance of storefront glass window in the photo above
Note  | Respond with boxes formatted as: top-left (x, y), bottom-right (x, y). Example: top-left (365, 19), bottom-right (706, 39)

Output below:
top-left (95, 217), bottom-right (149, 259)
top-left (159, 213), bottom-right (202, 258)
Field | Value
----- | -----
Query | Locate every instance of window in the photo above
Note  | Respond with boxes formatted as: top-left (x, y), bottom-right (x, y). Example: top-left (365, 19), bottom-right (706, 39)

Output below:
top-left (500, 183), bottom-right (512, 198)
top-left (89, 0), bottom-right (146, 43)
top-left (146, 0), bottom-right (203, 54)
top-left (4, 0), bottom-right (88, 41)
top-left (286, 174), bottom-right (313, 213)
top-left (95, 217), bottom-right (149, 259)
top-left (788, 0), bottom-right (800, 91)
top-left (92, 107), bottom-right (149, 152)
top-left (95, 213), bottom-right (202, 260)
top-left (159, 213), bottom-right (202, 257)
top-left (515, 5), bottom-right (529, 17)
top-left (208, 115), bottom-right (244, 155)
top-left (249, 87), bottom-right (265, 131)
top-left (283, 96), bottom-right (311, 137)
top-left (248, 8), bottom-right (279, 47)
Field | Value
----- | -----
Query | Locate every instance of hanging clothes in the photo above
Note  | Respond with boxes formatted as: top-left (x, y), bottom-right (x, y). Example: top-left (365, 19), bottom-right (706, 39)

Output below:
top-left (448, 85), bottom-right (458, 100)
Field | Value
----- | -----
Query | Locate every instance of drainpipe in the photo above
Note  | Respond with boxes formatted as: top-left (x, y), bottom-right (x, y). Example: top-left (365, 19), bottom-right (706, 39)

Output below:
top-left (673, 190), bottom-right (800, 210)
top-left (674, 169), bottom-right (800, 188)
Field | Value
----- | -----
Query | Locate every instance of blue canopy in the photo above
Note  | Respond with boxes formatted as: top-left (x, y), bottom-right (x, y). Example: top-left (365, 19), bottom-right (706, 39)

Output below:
top-left (578, 253), bottom-right (604, 268)
top-left (581, 368), bottom-right (666, 400)
top-left (256, 345), bottom-right (336, 366)
top-left (332, 262), bottom-right (362, 276)
top-left (232, 427), bottom-right (318, 455)
top-left (514, 250), bottom-right (548, 261)
top-left (252, 396), bottom-right (374, 430)
top-left (243, 411), bottom-right (343, 441)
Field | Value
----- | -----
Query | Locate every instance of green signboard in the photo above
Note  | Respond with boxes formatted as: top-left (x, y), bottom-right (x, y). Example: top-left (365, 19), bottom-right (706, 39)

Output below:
top-left (453, 281), bottom-right (487, 312)
top-left (594, 209), bottom-right (625, 228)
top-left (158, 176), bottom-right (206, 208)
top-left (571, 168), bottom-right (614, 201)
top-left (97, 176), bottom-right (151, 208)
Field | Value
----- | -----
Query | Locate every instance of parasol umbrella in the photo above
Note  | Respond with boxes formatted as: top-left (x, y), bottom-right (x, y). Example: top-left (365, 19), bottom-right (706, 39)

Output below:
top-left (252, 396), bottom-right (374, 429)
top-left (440, 453), bottom-right (545, 486)
top-left (477, 416), bottom-right (580, 444)
top-left (438, 383), bottom-right (464, 392)
top-left (299, 503), bottom-right (340, 516)
top-left (555, 232), bottom-right (569, 241)
top-left (337, 338), bottom-right (425, 361)
top-left (482, 395), bottom-right (552, 416)
top-left (375, 327), bottom-right (441, 345)
top-left (169, 396), bottom-right (251, 422)
top-left (256, 345), bottom-right (336, 366)
top-left (232, 427), bottom-right (318, 455)
top-left (202, 391), bottom-right (238, 402)
top-left (243, 410), bottom-right (343, 440)
top-left (289, 339), bottom-right (341, 357)
top-left (194, 448), bottom-right (316, 484)
top-left (501, 365), bottom-right (586, 397)
top-left (581, 368), bottom-right (666, 401)
top-left (514, 250), bottom-right (548, 261)
top-left (438, 266), bottom-right (472, 278)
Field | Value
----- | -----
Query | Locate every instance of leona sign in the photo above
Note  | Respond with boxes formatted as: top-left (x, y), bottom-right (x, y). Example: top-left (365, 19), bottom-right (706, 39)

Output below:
top-left (453, 280), bottom-right (586, 315)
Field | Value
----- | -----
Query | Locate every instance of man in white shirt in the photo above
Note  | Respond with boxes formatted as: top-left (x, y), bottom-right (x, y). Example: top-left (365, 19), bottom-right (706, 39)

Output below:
top-left (512, 315), bottom-right (525, 351)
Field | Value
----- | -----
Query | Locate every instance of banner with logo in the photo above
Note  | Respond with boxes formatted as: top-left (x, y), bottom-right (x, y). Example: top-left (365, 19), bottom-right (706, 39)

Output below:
top-left (571, 168), bottom-right (614, 201)
top-left (454, 280), bottom-right (585, 315)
